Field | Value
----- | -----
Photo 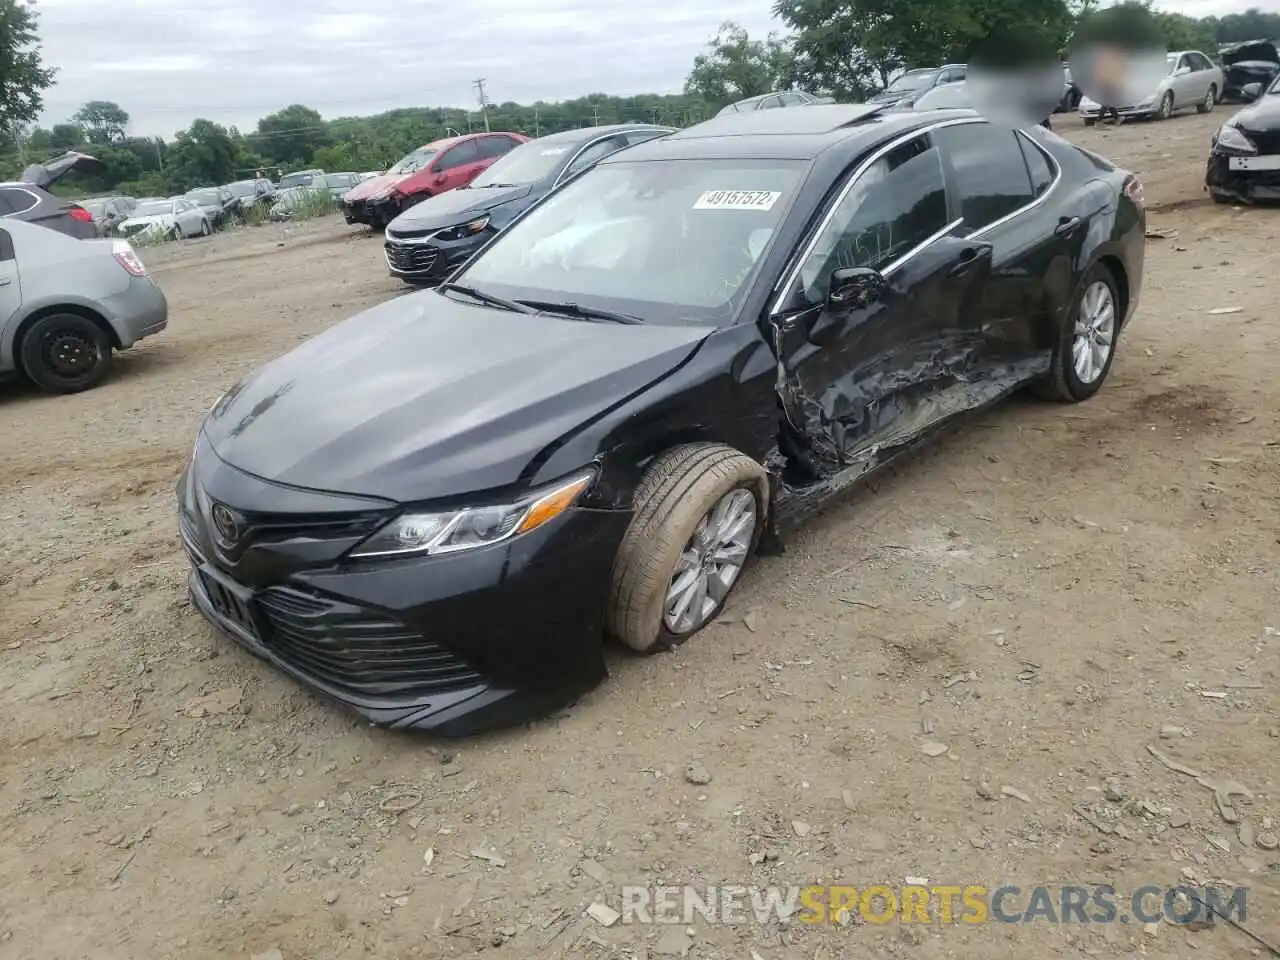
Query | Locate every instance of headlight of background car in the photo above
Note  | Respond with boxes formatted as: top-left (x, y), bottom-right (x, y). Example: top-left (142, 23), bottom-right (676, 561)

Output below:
top-left (349, 469), bottom-right (594, 559)
top-left (1214, 124), bottom-right (1256, 153)
top-left (436, 215), bottom-right (490, 242)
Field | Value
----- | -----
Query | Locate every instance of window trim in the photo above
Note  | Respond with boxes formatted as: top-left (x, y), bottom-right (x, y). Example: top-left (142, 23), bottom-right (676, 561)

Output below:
top-left (0, 186), bottom-right (41, 216)
top-left (968, 130), bottom-right (1063, 239)
top-left (553, 135), bottom-right (625, 188)
top-left (0, 227), bottom-right (14, 261)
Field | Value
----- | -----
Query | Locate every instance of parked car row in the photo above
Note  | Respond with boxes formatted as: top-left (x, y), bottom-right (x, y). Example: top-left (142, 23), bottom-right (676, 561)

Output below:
top-left (182, 102), bottom-right (1148, 736)
top-left (269, 172), bottom-right (362, 221)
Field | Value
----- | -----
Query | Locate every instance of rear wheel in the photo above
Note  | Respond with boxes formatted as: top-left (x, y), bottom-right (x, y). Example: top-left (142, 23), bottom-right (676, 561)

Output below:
top-left (1033, 262), bottom-right (1120, 403)
top-left (19, 313), bottom-right (114, 394)
top-left (607, 444), bottom-right (767, 653)
top-left (1197, 85), bottom-right (1217, 113)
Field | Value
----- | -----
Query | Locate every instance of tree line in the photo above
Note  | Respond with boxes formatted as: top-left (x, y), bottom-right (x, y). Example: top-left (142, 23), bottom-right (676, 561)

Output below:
top-left (1, 0), bottom-right (1278, 198)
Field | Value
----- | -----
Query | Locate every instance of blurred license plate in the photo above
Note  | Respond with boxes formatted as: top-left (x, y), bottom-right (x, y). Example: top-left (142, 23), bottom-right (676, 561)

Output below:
top-left (1228, 155), bottom-right (1280, 171)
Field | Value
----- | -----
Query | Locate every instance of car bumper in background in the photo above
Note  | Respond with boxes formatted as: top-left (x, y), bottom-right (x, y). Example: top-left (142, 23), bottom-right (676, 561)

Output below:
top-left (1206, 150), bottom-right (1280, 201)
top-left (177, 451), bottom-right (627, 736)
top-left (1080, 103), bottom-right (1155, 119)
top-left (107, 276), bottom-right (169, 348)
top-left (384, 232), bottom-right (488, 283)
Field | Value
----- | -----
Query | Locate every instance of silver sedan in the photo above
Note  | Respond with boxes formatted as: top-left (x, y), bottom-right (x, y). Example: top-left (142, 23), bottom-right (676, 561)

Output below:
top-left (0, 218), bottom-right (168, 393)
top-left (1079, 50), bottom-right (1223, 122)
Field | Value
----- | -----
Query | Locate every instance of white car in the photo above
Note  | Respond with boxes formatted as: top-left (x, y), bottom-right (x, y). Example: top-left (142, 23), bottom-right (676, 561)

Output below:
top-left (1079, 50), bottom-right (1223, 123)
top-left (117, 197), bottom-right (211, 242)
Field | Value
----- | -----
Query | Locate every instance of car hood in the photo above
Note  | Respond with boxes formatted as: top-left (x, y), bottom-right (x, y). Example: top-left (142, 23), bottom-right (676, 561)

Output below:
top-left (387, 184), bottom-right (533, 233)
top-left (1231, 94), bottom-right (1280, 131)
top-left (868, 89), bottom-right (917, 105)
top-left (120, 214), bottom-right (174, 229)
top-left (202, 293), bottom-right (712, 502)
top-left (1221, 40), bottom-right (1279, 66)
top-left (21, 150), bottom-right (107, 189)
top-left (344, 171), bottom-right (409, 202)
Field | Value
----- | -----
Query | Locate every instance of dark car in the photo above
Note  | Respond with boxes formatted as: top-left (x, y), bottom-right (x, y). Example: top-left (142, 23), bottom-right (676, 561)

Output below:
top-left (1205, 72), bottom-right (1280, 202)
top-left (178, 104), bottom-right (1145, 737)
top-left (715, 91), bottom-right (835, 116)
top-left (223, 178), bottom-right (276, 215)
top-left (868, 64), bottom-right (967, 109)
top-left (1, 151), bottom-right (106, 239)
top-left (185, 186), bottom-right (240, 228)
top-left (1219, 39), bottom-right (1280, 101)
top-left (383, 125), bottom-right (675, 284)
top-left (80, 196), bottom-right (132, 236)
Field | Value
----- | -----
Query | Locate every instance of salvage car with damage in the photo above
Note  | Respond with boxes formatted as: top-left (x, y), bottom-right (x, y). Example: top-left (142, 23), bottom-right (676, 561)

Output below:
top-left (1206, 71), bottom-right (1280, 202)
top-left (1219, 39), bottom-right (1280, 101)
top-left (179, 104), bottom-right (1145, 736)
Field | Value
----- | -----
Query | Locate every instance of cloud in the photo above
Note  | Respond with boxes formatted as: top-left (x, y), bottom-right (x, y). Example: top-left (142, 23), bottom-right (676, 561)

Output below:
top-left (31, 0), bottom-right (1252, 137)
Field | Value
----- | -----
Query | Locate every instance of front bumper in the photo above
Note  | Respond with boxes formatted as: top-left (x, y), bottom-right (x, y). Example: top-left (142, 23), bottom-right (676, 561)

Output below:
top-left (106, 276), bottom-right (168, 348)
top-left (1205, 150), bottom-right (1280, 201)
top-left (1080, 102), bottom-right (1156, 120)
top-left (384, 231), bottom-right (488, 283)
top-left (344, 196), bottom-right (399, 228)
top-left (178, 455), bottom-right (627, 736)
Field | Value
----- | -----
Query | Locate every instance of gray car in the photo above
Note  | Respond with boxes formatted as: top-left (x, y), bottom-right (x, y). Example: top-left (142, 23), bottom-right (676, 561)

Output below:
top-left (0, 218), bottom-right (168, 393)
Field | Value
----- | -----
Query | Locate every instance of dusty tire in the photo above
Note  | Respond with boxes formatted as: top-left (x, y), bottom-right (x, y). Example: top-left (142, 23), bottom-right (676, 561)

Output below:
top-left (1032, 262), bottom-right (1120, 403)
top-left (19, 313), bottom-right (113, 394)
top-left (607, 443), bottom-right (767, 654)
top-left (1157, 91), bottom-right (1174, 120)
top-left (1197, 85), bottom-right (1217, 113)
top-left (199, 219), bottom-right (211, 236)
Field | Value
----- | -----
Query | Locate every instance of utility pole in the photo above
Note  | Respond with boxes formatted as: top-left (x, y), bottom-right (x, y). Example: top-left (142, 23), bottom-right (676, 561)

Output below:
top-left (591, 105), bottom-right (600, 126)
top-left (473, 78), bottom-right (491, 132)
top-left (534, 107), bottom-right (540, 137)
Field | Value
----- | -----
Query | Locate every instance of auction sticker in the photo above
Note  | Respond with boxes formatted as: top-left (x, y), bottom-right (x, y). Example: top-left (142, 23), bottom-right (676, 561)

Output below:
top-left (693, 190), bottom-right (781, 211)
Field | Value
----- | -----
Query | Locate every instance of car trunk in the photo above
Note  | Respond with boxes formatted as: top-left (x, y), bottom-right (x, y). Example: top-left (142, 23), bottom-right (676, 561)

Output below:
top-left (21, 151), bottom-right (107, 189)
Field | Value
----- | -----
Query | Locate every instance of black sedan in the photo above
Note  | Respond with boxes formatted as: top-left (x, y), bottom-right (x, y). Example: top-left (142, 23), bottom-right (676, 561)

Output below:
top-left (184, 186), bottom-right (240, 228)
top-left (383, 124), bottom-right (674, 284)
top-left (1206, 73), bottom-right (1280, 202)
top-left (179, 104), bottom-right (1146, 736)
top-left (1, 151), bottom-right (105, 239)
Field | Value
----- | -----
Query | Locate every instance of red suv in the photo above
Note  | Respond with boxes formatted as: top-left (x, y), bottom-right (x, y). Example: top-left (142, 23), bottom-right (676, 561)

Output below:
top-left (342, 132), bottom-right (529, 229)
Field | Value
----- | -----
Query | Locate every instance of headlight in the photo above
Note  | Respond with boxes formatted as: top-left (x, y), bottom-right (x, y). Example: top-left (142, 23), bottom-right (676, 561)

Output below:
top-left (436, 215), bottom-right (490, 242)
top-left (1214, 124), bottom-right (1257, 153)
top-left (349, 469), bottom-right (594, 560)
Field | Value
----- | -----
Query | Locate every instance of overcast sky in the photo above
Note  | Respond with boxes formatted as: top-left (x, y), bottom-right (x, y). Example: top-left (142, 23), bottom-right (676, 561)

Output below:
top-left (32, 0), bottom-right (1259, 138)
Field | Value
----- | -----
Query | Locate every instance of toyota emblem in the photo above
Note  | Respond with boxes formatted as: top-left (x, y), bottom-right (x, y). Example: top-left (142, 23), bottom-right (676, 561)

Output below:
top-left (210, 503), bottom-right (240, 545)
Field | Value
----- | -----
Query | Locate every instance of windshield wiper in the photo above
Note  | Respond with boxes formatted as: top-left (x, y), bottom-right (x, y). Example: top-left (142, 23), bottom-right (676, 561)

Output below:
top-left (438, 283), bottom-right (536, 314)
top-left (517, 299), bottom-right (642, 324)
top-left (476, 182), bottom-right (520, 188)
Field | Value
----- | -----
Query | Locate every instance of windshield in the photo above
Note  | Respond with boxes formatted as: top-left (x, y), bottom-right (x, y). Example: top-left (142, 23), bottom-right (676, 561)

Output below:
top-left (319, 174), bottom-right (350, 187)
top-left (389, 147), bottom-right (438, 175)
top-left (888, 70), bottom-right (936, 92)
top-left (1167, 54), bottom-right (1179, 72)
top-left (186, 189), bottom-right (219, 204)
top-left (457, 159), bottom-right (806, 323)
top-left (472, 140), bottom-right (574, 187)
top-left (135, 201), bottom-right (174, 217)
top-left (83, 200), bottom-right (106, 216)
top-left (1271, 73), bottom-right (1280, 94)
top-left (226, 181), bottom-right (256, 197)
top-left (917, 83), bottom-right (971, 109)
top-left (279, 172), bottom-right (315, 188)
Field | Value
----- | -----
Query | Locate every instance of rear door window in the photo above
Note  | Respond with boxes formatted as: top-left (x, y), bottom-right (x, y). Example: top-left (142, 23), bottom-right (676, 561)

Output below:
top-left (437, 140), bottom-right (480, 170)
top-left (932, 122), bottom-right (1035, 231)
top-left (1016, 133), bottom-right (1056, 198)
top-left (0, 188), bottom-right (39, 215)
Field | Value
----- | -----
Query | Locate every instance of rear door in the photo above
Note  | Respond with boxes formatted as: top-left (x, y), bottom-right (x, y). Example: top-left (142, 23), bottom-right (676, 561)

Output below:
top-left (0, 228), bottom-right (22, 335)
top-left (432, 140), bottom-right (482, 192)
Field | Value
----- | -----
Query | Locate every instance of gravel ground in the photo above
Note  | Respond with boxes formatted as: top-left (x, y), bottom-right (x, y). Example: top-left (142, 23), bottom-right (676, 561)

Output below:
top-left (0, 110), bottom-right (1277, 960)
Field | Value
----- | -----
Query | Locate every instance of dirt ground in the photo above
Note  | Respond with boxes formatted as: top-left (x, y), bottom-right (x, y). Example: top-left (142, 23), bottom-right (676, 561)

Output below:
top-left (1, 109), bottom-right (1277, 960)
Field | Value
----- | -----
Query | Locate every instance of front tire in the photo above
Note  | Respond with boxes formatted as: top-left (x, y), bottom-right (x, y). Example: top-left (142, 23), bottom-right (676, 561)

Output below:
top-left (199, 219), bottom-right (211, 236)
top-left (19, 313), bottom-right (114, 394)
top-left (1197, 85), bottom-right (1217, 113)
top-left (1033, 262), bottom-right (1120, 403)
top-left (1157, 91), bottom-right (1174, 120)
top-left (607, 443), bottom-right (767, 654)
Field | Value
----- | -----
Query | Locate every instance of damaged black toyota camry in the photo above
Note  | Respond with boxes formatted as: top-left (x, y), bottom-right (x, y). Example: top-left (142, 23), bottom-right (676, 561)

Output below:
top-left (1206, 72), bottom-right (1280, 203)
top-left (179, 105), bottom-right (1145, 736)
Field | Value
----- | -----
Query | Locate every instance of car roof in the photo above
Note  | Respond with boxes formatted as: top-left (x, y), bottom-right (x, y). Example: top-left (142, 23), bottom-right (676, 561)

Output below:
top-left (610, 104), bottom-right (931, 161)
top-left (533, 123), bottom-right (672, 145)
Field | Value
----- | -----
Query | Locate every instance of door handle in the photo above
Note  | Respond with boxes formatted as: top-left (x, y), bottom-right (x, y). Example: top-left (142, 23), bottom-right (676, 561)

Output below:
top-left (0, 278), bottom-right (11, 286)
top-left (1054, 216), bottom-right (1082, 238)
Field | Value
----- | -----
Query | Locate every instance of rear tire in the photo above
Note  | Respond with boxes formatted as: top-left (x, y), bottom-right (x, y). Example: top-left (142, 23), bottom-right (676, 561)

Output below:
top-left (607, 443), bottom-right (767, 654)
top-left (1197, 85), bottom-right (1217, 113)
top-left (19, 313), bottom-right (114, 394)
top-left (1032, 262), bottom-right (1120, 403)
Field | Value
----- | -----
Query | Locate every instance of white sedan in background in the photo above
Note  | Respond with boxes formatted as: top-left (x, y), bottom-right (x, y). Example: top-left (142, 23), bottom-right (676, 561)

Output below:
top-left (117, 197), bottom-right (211, 242)
top-left (1079, 50), bottom-right (1223, 123)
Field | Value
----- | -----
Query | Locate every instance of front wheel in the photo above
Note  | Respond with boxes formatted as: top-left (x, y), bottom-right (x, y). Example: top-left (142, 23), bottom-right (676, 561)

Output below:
top-left (19, 313), bottom-right (114, 394)
top-left (199, 219), bottom-right (210, 236)
top-left (1197, 85), bottom-right (1217, 113)
top-left (1032, 263), bottom-right (1120, 403)
top-left (607, 443), bottom-right (767, 654)
top-left (1157, 91), bottom-right (1174, 120)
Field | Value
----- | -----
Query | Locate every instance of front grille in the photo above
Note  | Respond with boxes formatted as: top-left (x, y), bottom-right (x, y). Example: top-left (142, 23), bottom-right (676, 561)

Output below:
top-left (1242, 128), bottom-right (1280, 155)
top-left (385, 240), bottom-right (439, 275)
top-left (256, 586), bottom-right (484, 698)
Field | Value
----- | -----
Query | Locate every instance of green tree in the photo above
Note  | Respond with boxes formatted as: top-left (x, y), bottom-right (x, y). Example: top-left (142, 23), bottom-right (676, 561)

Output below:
top-left (72, 100), bottom-right (131, 145)
top-left (0, 0), bottom-right (57, 132)
top-left (255, 104), bottom-right (330, 166)
top-left (166, 119), bottom-right (239, 191)
top-left (684, 21), bottom-right (797, 106)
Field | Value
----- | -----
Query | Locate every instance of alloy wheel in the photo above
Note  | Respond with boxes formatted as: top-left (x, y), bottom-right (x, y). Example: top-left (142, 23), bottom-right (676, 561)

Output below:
top-left (1072, 281), bottom-right (1115, 384)
top-left (663, 488), bottom-right (757, 634)
top-left (1203, 88), bottom-right (1215, 112)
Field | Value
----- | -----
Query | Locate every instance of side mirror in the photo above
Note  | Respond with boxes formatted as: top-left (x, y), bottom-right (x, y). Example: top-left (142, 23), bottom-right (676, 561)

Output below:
top-left (1241, 82), bottom-right (1262, 99)
top-left (1175, 65), bottom-right (1191, 76)
top-left (827, 266), bottom-right (885, 311)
